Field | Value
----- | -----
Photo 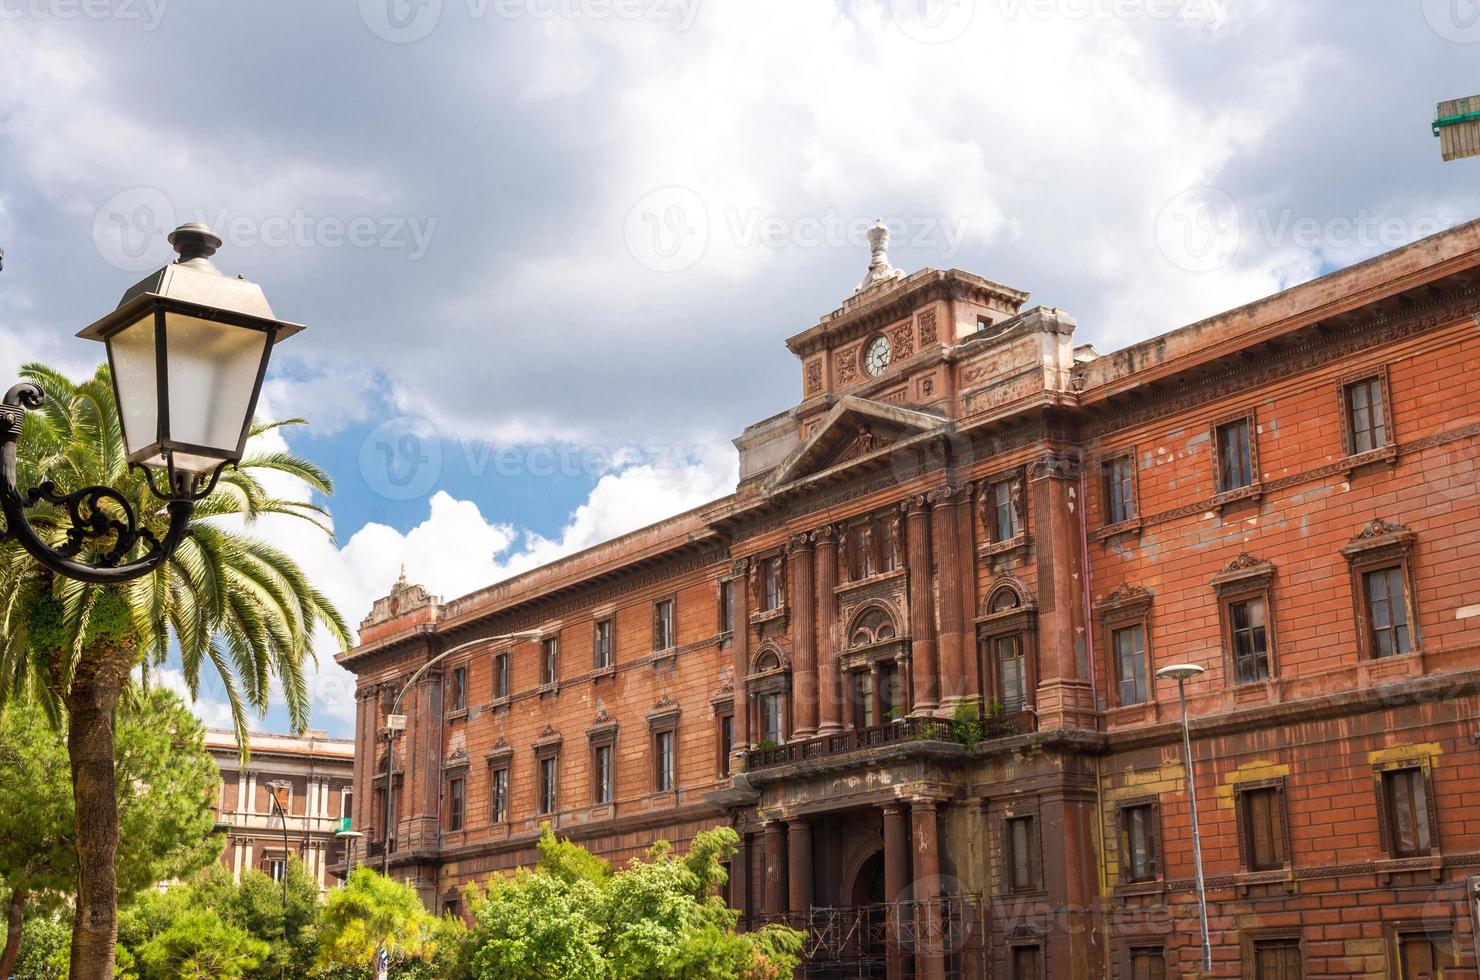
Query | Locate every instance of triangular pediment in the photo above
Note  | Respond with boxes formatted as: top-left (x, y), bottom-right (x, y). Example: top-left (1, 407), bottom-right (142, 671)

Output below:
top-left (765, 396), bottom-right (949, 490)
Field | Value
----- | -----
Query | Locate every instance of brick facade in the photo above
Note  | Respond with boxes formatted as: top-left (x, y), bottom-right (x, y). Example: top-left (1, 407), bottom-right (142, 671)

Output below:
top-left (336, 220), bottom-right (1480, 977)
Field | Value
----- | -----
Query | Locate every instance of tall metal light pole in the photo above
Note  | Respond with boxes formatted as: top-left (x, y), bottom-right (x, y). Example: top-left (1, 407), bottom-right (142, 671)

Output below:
top-left (1157, 663), bottom-right (1210, 973)
top-left (267, 787), bottom-right (292, 980)
top-left (381, 630), bottom-right (542, 878)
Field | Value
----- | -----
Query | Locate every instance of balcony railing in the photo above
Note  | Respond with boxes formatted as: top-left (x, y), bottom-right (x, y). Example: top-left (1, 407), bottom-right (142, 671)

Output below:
top-left (747, 895), bottom-right (984, 978)
top-left (744, 712), bottom-right (1034, 772)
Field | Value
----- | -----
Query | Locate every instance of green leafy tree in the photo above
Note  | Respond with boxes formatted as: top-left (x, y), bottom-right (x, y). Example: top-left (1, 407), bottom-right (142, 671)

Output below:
top-left (0, 363), bottom-right (349, 979)
top-left (9, 912), bottom-right (71, 979)
top-left (133, 909), bottom-right (269, 980)
top-left (313, 866), bottom-right (454, 976)
top-left (465, 825), bottom-right (803, 980)
top-left (0, 690), bottom-right (223, 975)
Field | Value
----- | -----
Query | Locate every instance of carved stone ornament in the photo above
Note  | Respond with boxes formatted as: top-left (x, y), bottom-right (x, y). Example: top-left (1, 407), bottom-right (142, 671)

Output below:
top-left (443, 746), bottom-right (469, 770)
top-left (854, 219), bottom-right (907, 294)
top-left (1350, 518), bottom-right (1410, 542)
top-left (1094, 582), bottom-right (1154, 615)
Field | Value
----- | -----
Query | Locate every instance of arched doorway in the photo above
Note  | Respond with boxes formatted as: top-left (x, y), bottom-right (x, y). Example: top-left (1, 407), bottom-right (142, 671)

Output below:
top-left (848, 852), bottom-right (888, 978)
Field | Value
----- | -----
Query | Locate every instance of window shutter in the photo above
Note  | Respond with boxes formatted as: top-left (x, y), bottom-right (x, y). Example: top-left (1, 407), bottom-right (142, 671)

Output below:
top-left (1374, 768), bottom-right (1393, 855)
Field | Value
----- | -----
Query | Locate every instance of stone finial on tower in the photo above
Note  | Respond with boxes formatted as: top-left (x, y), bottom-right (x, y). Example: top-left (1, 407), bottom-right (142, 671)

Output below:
top-left (855, 218), bottom-right (906, 295)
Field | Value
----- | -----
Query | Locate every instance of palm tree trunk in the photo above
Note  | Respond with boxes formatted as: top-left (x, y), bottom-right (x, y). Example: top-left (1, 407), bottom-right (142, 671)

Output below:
top-left (65, 664), bottom-right (125, 980)
top-left (0, 887), bottom-right (27, 978)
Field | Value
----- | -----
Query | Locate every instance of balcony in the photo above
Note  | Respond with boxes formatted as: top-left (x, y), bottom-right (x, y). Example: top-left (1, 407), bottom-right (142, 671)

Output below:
top-left (744, 712), bottom-right (1034, 772)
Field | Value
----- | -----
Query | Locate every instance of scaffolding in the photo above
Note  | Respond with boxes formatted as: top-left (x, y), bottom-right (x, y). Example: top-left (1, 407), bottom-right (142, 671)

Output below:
top-left (755, 894), bottom-right (985, 980)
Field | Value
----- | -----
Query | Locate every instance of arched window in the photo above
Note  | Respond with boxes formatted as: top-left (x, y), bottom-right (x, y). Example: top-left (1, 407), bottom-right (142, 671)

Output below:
top-left (756, 650), bottom-right (781, 672)
top-left (849, 607), bottom-right (898, 648)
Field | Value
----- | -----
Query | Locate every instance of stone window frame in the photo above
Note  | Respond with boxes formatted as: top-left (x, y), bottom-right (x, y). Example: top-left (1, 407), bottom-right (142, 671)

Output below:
top-left (1239, 929), bottom-right (1303, 980)
top-left (586, 714), bottom-right (619, 808)
top-left (1098, 448), bottom-right (1142, 538)
top-left (539, 633), bottom-right (561, 693)
top-left (1121, 944), bottom-right (1168, 979)
top-left (447, 663), bottom-right (468, 718)
top-left (1232, 776), bottom-right (1292, 875)
top-left (1210, 407), bottom-right (1262, 505)
top-left (759, 552), bottom-right (786, 615)
top-left (1336, 363), bottom-right (1397, 463)
top-left (1115, 796), bottom-right (1162, 885)
top-left (746, 645), bottom-right (791, 746)
top-left (976, 581), bottom-right (1039, 715)
top-left (647, 699), bottom-right (681, 796)
top-left (1211, 555), bottom-right (1278, 687)
top-left (1005, 938), bottom-right (1046, 980)
top-left (977, 466), bottom-right (1030, 556)
top-left (1340, 520), bottom-right (1420, 661)
top-left (652, 594), bottom-right (678, 654)
top-left (1373, 755), bottom-right (1440, 860)
top-left (592, 617), bottom-right (615, 676)
top-left (534, 730), bottom-right (563, 818)
top-left (445, 773), bottom-right (466, 833)
top-left (486, 739), bottom-right (514, 826)
top-left (1093, 586), bottom-right (1156, 711)
top-left (1386, 921), bottom-right (1462, 977)
top-left (491, 649), bottom-right (512, 705)
top-left (711, 698), bottom-right (734, 779)
top-left (1000, 801), bottom-right (1045, 897)
top-left (839, 507), bottom-right (902, 582)
top-left (716, 576), bottom-right (735, 643)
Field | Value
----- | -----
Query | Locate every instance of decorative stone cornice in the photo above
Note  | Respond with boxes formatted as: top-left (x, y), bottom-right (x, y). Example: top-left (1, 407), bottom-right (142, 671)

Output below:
top-left (1027, 453), bottom-right (1079, 480)
top-left (485, 737), bottom-right (513, 763)
top-left (1340, 518), bottom-right (1415, 559)
top-left (533, 725), bottom-right (563, 748)
top-left (443, 747), bottom-right (469, 771)
top-left (647, 694), bottom-right (681, 726)
top-left (1093, 583), bottom-right (1154, 616)
top-left (1210, 552), bottom-right (1276, 595)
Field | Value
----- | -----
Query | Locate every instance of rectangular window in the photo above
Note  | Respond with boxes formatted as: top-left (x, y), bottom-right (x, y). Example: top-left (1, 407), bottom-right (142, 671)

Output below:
top-left (1345, 377), bottom-right (1388, 453)
top-left (342, 789), bottom-right (353, 819)
top-left (759, 692), bottom-right (783, 743)
top-left (1215, 418), bottom-right (1254, 491)
top-left (1251, 938), bottom-right (1301, 979)
top-left (763, 559), bottom-right (782, 611)
top-left (1383, 767), bottom-right (1432, 857)
top-left (490, 767), bottom-right (508, 824)
top-left (1240, 785), bottom-right (1285, 871)
top-left (717, 713), bottom-right (734, 777)
top-left (852, 671), bottom-right (875, 729)
top-left (493, 652), bottom-right (509, 700)
top-left (1011, 945), bottom-right (1042, 980)
top-left (593, 744), bottom-right (613, 805)
top-left (1230, 596), bottom-right (1271, 683)
top-left (719, 580), bottom-right (734, 634)
top-left (538, 756), bottom-right (558, 814)
top-left (1104, 455), bottom-right (1136, 524)
top-left (654, 730), bottom-right (675, 793)
top-left (593, 619), bottom-right (613, 670)
top-left (990, 478), bottom-right (1022, 542)
top-left (1006, 815), bottom-right (1038, 893)
top-left (1120, 803), bottom-right (1158, 882)
top-left (1129, 949), bottom-right (1165, 980)
top-left (265, 854), bottom-right (287, 882)
top-left (1364, 566), bottom-right (1412, 657)
top-left (1396, 931), bottom-right (1452, 979)
top-left (447, 777), bottom-right (464, 831)
top-left (541, 638), bottom-right (559, 686)
top-left (1112, 624), bottom-right (1148, 706)
top-left (995, 634), bottom-right (1027, 712)
top-left (450, 666), bottom-right (467, 712)
top-left (879, 663), bottom-right (901, 720)
top-left (654, 599), bottom-right (675, 651)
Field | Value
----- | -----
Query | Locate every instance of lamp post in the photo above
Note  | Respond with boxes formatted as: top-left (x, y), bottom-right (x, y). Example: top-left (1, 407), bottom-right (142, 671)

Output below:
top-left (1156, 662), bottom-right (1211, 973)
top-left (0, 223), bottom-right (302, 583)
top-left (267, 786), bottom-right (292, 980)
top-left (381, 630), bottom-right (542, 878)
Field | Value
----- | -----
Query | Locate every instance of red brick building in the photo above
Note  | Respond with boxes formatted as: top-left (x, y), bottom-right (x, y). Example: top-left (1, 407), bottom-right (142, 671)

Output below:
top-left (336, 219), bottom-right (1480, 978)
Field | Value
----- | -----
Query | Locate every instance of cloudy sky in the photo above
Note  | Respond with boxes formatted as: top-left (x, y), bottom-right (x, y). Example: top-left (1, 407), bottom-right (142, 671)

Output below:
top-left (1, 0), bottom-right (1476, 735)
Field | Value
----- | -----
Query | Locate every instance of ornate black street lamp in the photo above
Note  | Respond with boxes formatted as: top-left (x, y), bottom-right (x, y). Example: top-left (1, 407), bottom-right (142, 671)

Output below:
top-left (0, 223), bottom-right (302, 584)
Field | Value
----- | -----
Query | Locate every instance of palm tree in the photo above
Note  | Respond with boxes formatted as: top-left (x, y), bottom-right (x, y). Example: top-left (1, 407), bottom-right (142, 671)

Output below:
top-left (0, 362), bottom-right (350, 979)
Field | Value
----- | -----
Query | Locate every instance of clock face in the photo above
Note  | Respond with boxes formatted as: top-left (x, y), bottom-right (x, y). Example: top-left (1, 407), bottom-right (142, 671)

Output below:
top-left (863, 335), bottom-right (892, 376)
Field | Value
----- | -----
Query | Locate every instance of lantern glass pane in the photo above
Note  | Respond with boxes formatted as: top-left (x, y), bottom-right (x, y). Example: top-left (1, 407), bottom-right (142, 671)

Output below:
top-left (164, 311), bottom-right (269, 467)
top-left (107, 312), bottom-right (159, 458)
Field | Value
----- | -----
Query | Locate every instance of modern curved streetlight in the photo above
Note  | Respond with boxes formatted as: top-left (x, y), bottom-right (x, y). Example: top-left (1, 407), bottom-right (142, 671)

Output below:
top-left (381, 630), bottom-right (543, 877)
top-left (1156, 662), bottom-right (1211, 973)
top-left (0, 222), bottom-right (302, 584)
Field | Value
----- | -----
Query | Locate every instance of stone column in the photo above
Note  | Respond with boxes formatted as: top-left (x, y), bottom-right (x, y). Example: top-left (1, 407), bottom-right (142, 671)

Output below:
top-left (245, 771), bottom-right (257, 815)
top-left (882, 802), bottom-right (911, 980)
top-left (788, 534), bottom-right (818, 738)
top-left (762, 820), bottom-right (788, 916)
top-left (731, 828), bottom-right (751, 924)
top-left (731, 559), bottom-right (752, 764)
top-left (1027, 454), bottom-right (1095, 729)
top-left (813, 524), bottom-right (843, 734)
top-left (911, 799), bottom-right (945, 980)
top-left (930, 486), bottom-right (969, 713)
top-left (954, 485), bottom-right (981, 706)
top-left (903, 495), bottom-right (939, 713)
top-left (788, 818), bottom-right (813, 918)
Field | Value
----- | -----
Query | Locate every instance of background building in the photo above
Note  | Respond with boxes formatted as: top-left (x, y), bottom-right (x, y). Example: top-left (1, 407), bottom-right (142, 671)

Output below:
top-left (336, 219), bottom-right (1480, 977)
top-left (207, 729), bottom-right (355, 893)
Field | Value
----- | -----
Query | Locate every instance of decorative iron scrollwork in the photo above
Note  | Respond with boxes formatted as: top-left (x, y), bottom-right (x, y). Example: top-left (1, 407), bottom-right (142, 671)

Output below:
top-left (19, 481), bottom-right (164, 567)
